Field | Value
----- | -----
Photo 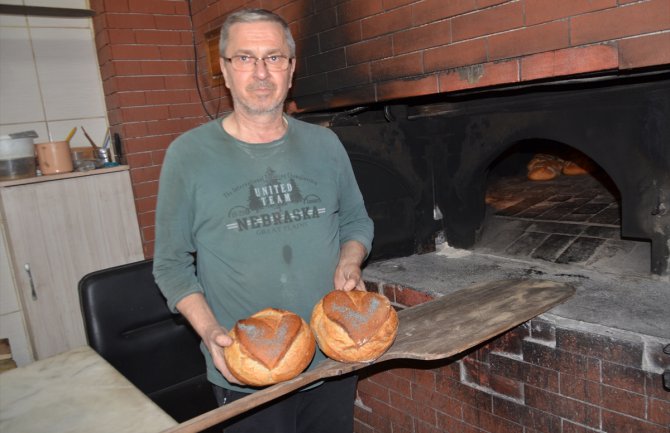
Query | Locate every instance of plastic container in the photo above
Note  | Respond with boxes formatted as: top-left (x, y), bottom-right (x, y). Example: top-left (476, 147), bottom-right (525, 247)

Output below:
top-left (35, 141), bottom-right (73, 175)
top-left (0, 135), bottom-right (36, 180)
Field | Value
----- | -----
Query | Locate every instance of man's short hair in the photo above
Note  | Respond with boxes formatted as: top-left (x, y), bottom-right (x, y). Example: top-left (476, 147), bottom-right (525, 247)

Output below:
top-left (219, 8), bottom-right (296, 58)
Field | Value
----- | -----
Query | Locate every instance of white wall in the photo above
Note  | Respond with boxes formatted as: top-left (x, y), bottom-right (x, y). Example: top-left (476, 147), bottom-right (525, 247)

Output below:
top-left (0, 0), bottom-right (108, 148)
top-left (0, 0), bottom-right (108, 366)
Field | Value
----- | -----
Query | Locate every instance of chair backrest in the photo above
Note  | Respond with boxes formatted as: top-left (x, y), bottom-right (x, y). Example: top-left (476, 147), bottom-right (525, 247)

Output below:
top-left (78, 259), bottom-right (218, 423)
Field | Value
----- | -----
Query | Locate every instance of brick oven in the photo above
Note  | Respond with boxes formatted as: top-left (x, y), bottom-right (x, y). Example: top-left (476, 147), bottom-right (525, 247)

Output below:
top-left (307, 73), bottom-right (670, 276)
top-left (90, 1), bottom-right (669, 432)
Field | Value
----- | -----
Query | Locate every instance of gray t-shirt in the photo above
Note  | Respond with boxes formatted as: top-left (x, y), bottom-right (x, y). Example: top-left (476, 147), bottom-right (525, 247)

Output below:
top-left (153, 115), bottom-right (373, 391)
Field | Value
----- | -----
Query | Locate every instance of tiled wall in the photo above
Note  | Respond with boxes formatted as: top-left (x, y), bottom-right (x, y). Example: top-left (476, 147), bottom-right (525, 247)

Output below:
top-left (0, 0), bottom-right (108, 149)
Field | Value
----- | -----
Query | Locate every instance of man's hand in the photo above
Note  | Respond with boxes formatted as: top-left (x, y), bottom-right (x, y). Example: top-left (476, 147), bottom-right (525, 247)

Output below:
top-left (176, 293), bottom-right (242, 385)
top-left (202, 325), bottom-right (242, 385)
top-left (334, 262), bottom-right (365, 291)
top-left (333, 240), bottom-right (368, 291)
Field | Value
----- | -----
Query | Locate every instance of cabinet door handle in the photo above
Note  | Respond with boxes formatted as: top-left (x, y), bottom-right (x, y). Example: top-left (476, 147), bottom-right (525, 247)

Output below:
top-left (24, 263), bottom-right (38, 300)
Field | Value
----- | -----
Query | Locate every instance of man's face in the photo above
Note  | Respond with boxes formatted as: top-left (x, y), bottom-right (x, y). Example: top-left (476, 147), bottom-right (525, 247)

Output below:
top-left (220, 21), bottom-right (295, 116)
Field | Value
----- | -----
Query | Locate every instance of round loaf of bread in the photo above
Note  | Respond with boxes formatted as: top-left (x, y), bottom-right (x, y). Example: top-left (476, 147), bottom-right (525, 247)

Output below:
top-left (224, 308), bottom-right (315, 386)
top-left (310, 290), bottom-right (398, 363)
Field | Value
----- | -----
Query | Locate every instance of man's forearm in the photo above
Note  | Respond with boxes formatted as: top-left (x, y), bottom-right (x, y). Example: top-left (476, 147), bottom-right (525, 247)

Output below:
top-left (176, 292), bottom-right (239, 383)
top-left (176, 292), bottom-right (226, 338)
top-left (338, 240), bottom-right (367, 267)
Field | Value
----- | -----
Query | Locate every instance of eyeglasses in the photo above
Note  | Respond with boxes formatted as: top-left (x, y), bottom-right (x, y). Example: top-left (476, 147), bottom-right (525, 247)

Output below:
top-left (223, 55), bottom-right (293, 72)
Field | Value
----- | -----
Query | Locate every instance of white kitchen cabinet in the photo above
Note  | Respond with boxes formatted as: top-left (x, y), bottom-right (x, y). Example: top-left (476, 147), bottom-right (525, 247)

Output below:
top-left (0, 225), bottom-right (33, 366)
top-left (0, 167), bottom-right (144, 361)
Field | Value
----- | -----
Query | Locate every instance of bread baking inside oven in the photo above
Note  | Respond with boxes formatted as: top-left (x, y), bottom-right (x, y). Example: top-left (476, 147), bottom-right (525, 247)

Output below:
top-left (310, 290), bottom-right (398, 363)
top-left (224, 308), bottom-right (316, 386)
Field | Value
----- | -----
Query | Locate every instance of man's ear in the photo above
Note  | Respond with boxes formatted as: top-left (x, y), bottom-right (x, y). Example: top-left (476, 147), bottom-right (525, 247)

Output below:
top-left (219, 58), bottom-right (231, 89)
top-left (288, 58), bottom-right (296, 89)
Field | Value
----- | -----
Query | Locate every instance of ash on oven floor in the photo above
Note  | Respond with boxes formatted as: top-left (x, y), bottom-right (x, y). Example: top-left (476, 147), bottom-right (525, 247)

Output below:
top-left (480, 174), bottom-right (650, 276)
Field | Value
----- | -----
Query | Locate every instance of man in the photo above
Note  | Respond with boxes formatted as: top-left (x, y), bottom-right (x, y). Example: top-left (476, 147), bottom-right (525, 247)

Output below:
top-left (152, 8), bottom-right (374, 433)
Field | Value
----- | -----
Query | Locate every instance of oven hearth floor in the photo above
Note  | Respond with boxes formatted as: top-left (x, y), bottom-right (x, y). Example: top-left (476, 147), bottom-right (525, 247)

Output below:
top-left (364, 171), bottom-right (668, 340)
top-left (479, 173), bottom-right (650, 276)
top-left (364, 247), bottom-right (669, 340)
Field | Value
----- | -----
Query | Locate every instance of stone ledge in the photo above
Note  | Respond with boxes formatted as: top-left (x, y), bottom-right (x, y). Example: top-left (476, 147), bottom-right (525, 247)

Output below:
top-left (363, 248), bottom-right (670, 341)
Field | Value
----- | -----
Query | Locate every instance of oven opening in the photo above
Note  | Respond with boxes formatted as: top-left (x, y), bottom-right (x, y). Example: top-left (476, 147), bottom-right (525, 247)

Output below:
top-left (304, 74), bottom-right (669, 277)
top-left (477, 139), bottom-right (651, 276)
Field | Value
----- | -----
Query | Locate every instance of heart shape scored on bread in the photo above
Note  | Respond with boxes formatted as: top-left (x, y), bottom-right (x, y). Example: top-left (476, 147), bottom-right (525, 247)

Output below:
top-left (235, 312), bottom-right (302, 370)
top-left (322, 291), bottom-right (390, 344)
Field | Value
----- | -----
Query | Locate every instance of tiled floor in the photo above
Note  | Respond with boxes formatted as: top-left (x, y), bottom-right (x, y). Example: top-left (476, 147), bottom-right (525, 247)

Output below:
top-left (478, 173), bottom-right (651, 276)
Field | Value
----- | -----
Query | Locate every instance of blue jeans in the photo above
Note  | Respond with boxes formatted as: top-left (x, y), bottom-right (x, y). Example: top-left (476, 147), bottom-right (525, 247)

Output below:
top-left (213, 374), bottom-right (358, 433)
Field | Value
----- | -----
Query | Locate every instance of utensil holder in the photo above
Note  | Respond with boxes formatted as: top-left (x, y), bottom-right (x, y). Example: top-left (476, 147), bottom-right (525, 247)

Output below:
top-left (35, 141), bottom-right (73, 175)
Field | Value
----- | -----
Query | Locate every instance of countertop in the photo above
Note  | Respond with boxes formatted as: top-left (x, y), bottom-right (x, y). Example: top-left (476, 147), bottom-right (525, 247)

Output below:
top-left (0, 165), bottom-right (128, 188)
top-left (0, 345), bottom-right (176, 433)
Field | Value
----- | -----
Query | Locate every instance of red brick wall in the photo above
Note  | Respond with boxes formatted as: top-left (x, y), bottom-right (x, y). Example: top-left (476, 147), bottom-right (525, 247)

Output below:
top-left (89, 2), bottom-right (670, 429)
top-left (360, 282), bottom-right (670, 433)
top-left (91, 0), bottom-right (195, 256)
top-left (283, 0), bottom-right (670, 110)
top-left (90, 0), bottom-right (670, 257)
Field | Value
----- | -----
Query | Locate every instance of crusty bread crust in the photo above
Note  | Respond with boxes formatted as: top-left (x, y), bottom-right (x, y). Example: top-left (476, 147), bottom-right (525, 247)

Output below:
top-left (311, 291), bottom-right (398, 363)
top-left (224, 308), bottom-right (316, 386)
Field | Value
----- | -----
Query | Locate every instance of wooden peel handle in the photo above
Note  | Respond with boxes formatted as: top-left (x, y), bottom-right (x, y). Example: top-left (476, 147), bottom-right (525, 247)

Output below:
top-left (159, 279), bottom-right (575, 433)
top-left (159, 361), bottom-right (360, 433)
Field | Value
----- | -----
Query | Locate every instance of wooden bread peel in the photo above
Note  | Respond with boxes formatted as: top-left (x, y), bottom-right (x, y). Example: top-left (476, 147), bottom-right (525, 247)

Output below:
top-left (160, 278), bottom-right (575, 433)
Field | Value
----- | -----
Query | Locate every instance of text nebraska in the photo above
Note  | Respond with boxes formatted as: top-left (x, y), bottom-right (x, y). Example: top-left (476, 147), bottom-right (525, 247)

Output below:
top-left (233, 206), bottom-right (324, 231)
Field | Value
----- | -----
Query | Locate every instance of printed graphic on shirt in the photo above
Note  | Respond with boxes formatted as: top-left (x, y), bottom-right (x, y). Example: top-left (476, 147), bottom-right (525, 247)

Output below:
top-left (224, 167), bottom-right (326, 234)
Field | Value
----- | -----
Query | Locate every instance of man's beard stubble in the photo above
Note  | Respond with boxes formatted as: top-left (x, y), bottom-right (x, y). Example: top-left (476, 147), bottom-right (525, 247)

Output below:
top-left (236, 80), bottom-right (287, 115)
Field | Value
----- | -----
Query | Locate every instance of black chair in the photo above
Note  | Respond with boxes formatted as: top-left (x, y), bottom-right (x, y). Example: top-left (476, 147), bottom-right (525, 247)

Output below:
top-left (78, 259), bottom-right (220, 428)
